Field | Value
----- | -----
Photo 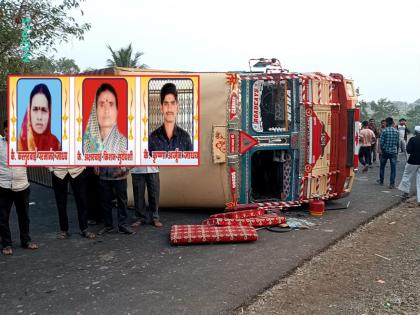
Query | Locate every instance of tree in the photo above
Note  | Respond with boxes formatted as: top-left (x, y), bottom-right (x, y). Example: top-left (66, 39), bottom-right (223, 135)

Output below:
top-left (106, 43), bottom-right (147, 68)
top-left (55, 57), bottom-right (80, 74)
top-left (359, 100), bottom-right (370, 122)
top-left (412, 98), bottom-right (420, 106)
top-left (81, 67), bottom-right (97, 73)
top-left (0, 0), bottom-right (90, 89)
top-left (409, 98), bottom-right (420, 111)
top-left (406, 105), bottom-right (420, 129)
top-left (392, 101), bottom-right (409, 115)
top-left (369, 98), bottom-right (399, 122)
top-left (29, 56), bottom-right (56, 74)
top-left (30, 56), bottom-right (80, 74)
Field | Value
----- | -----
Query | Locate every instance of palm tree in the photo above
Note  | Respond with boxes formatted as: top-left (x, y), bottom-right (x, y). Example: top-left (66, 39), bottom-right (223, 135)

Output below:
top-left (106, 43), bottom-right (147, 68)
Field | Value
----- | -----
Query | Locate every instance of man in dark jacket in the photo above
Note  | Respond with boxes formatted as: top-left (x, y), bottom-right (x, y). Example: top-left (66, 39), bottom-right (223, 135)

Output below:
top-left (398, 126), bottom-right (420, 205)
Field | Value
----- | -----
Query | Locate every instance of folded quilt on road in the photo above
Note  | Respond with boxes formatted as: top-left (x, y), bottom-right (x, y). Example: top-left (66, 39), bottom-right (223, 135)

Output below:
top-left (202, 214), bottom-right (286, 227)
top-left (170, 225), bottom-right (258, 245)
top-left (209, 208), bottom-right (266, 220)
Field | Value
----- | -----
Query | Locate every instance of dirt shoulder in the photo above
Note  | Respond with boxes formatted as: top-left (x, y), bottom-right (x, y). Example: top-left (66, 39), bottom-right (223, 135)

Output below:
top-left (235, 198), bottom-right (420, 315)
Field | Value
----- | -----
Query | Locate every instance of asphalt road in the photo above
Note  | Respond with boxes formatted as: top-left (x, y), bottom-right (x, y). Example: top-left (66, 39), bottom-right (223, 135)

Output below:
top-left (0, 158), bottom-right (412, 315)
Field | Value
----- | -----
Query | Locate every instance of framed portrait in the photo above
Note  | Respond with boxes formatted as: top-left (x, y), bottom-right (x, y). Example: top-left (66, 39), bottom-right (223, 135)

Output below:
top-left (142, 76), bottom-right (199, 166)
top-left (81, 78), bottom-right (128, 153)
top-left (16, 78), bottom-right (62, 152)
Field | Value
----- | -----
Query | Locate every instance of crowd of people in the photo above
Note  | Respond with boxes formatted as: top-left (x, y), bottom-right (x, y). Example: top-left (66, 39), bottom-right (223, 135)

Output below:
top-left (0, 83), bottom-right (191, 256)
top-left (358, 116), bottom-right (420, 199)
top-left (1, 118), bottom-right (165, 255)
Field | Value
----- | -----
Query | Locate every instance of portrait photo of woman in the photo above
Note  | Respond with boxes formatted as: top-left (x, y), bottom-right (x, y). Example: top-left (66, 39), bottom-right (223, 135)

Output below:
top-left (18, 83), bottom-right (61, 151)
top-left (83, 83), bottom-right (127, 153)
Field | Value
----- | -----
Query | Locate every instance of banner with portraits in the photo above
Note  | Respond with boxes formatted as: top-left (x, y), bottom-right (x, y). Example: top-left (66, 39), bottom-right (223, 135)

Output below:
top-left (7, 75), bottom-right (200, 166)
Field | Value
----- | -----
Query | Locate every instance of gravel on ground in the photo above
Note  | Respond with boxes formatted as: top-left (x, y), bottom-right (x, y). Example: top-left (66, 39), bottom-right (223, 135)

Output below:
top-left (235, 198), bottom-right (420, 315)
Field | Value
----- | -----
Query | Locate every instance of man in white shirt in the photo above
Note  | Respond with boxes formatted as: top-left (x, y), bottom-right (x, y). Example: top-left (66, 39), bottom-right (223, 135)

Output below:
top-left (358, 121), bottom-right (376, 172)
top-left (0, 121), bottom-right (38, 255)
top-left (397, 118), bottom-right (410, 159)
top-left (398, 126), bottom-right (420, 205)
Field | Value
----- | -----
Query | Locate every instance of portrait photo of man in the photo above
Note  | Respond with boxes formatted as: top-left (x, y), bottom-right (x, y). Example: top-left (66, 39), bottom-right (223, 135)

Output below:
top-left (148, 82), bottom-right (193, 155)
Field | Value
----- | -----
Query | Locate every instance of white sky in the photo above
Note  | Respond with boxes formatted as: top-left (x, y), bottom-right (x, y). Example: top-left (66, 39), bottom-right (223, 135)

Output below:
top-left (56, 0), bottom-right (420, 103)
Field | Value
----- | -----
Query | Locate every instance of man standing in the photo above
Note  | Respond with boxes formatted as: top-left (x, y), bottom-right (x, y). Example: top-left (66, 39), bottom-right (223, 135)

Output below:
top-left (148, 83), bottom-right (193, 155)
top-left (97, 167), bottom-right (135, 235)
top-left (377, 117), bottom-right (399, 188)
top-left (0, 121), bottom-right (38, 255)
top-left (368, 118), bottom-right (379, 163)
top-left (86, 167), bottom-right (102, 225)
top-left (398, 126), bottom-right (420, 205)
top-left (397, 118), bottom-right (410, 159)
top-left (50, 167), bottom-right (96, 239)
top-left (377, 119), bottom-right (386, 160)
top-left (130, 166), bottom-right (163, 228)
top-left (359, 121), bottom-right (376, 172)
top-left (378, 120), bottom-right (386, 138)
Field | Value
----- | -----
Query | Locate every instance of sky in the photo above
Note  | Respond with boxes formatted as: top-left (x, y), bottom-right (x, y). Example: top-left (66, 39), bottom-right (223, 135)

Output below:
top-left (56, 0), bottom-right (420, 103)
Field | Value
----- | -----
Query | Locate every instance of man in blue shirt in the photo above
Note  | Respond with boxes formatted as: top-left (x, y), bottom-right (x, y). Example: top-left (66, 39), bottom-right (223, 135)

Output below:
top-left (377, 117), bottom-right (399, 188)
top-left (148, 83), bottom-right (193, 156)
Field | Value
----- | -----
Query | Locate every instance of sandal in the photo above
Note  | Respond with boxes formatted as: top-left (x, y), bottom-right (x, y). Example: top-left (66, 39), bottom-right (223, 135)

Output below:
top-left (1, 246), bottom-right (13, 255)
top-left (131, 219), bottom-right (143, 228)
top-left (56, 231), bottom-right (70, 240)
top-left (22, 242), bottom-right (38, 250)
top-left (80, 230), bottom-right (96, 239)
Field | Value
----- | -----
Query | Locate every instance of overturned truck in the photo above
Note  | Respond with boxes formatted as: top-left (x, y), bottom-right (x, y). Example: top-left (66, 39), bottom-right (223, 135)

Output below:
top-left (92, 66), bottom-right (359, 209)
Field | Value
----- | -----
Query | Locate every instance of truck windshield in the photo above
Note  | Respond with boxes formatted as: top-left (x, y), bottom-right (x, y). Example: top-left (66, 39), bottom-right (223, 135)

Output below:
top-left (252, 81), bottom-right (289, 133)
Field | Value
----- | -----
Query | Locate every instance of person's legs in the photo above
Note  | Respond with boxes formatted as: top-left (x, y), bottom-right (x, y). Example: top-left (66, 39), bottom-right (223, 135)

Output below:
top-left (146, 173), bottom-right (160, 222)
top-left (69, 170), bottom-right (89, 232)
top-left (400, 140), bottom-right (406, 154)
top-left (358, 148), bottom-right (366, 166)
top-left (114, 179), bottom-right (134, 234)
top-left (366, 147), bottom-right (372, 166)
top-left (379, 153), bottom-right (387, 184)
top-left (114, 179), bottom-right (128, 228)
top-left (52, 173), bottom-right (70, 232)
top-left (416, 166), bottom-right (420, 204)
top-left (389, 153), bottom-right (397, 186)
top-left (359, 147), bottom-right (369, 172)
top-left (86, 168), bottom-right (102, 224)
top-left (13, 187), bottom-right (32, 247)
top-left (371, 143), bottom-right (377, 162)
top-left (131, 174), bottom-right (147, 222)
top-left (99, 179), bottom-right (114, 228)
top-left (0, 187), bottom-right (14, 249)
top-left (400, 140), bottom-right (408, 160)
top-left (398, 163), bottom-right (417, 194)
